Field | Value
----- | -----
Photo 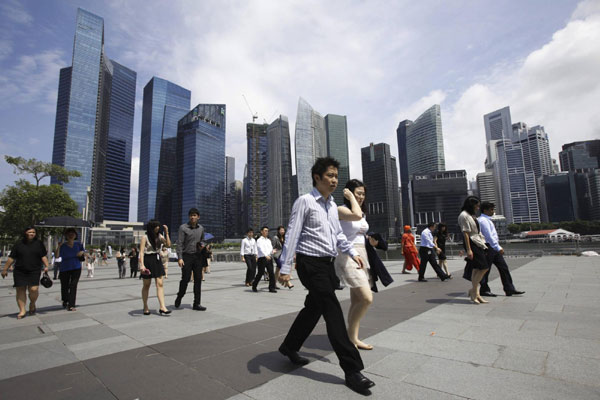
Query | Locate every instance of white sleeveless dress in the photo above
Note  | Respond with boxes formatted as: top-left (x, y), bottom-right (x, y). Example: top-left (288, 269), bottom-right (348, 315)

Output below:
top-left (334, 216), bottom-right (371, 288)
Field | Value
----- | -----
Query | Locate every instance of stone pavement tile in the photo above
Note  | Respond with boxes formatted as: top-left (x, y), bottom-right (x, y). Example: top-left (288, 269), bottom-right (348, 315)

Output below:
top-left (225, 393), bottom-right (254, 400)
top-left (55, 324), bottom-right (122, 346)
top-left (37, 311), bottom-right (89, 324)
top-left (0, 362), bottom-right (115, 400)
top-left (492, 347), bottom-right (548, 375)
top-left (0, 324), bottom-right (48, 345)
top-left (563, 304), bottom-right (600, 316)
top-left (84, 346), bottom-right (237, 400)
top-left (564, 295), bottom-right (600, 307)
top-left (68, 335), bottom-right (142, 360)
top-left (534, 303), bottom-right (564, 312)
top-left (0, 314), bottom-right (43, 331)
top-left (386, 318), bottom-right (470, 339)
top-left (545, 352), bottom-right (600, 388)
top-left (111, 317), bottom-right (203, 345)
top-left (190, 342), bottom-right (300, 393)
top-left (367, 330), bottom-right (502, 366)
top-left (152, 330), bottom-right (250, 364)
top-left (519, 320), bottom-right (558, 336)
top-left (556, 320), bottom-right (600, 340)
top-left (46, 317), bottom-right (100, 332)
top-left (365, 350), bottom-right (432, 380)
top-left (404, 356), bottom-right (600, 400)
top-left (0, 335), bottom-right (58, 351)
top-left (0, 339), bottom-right (77, 380)
top-left (218, 320), bottom-right (289, 343)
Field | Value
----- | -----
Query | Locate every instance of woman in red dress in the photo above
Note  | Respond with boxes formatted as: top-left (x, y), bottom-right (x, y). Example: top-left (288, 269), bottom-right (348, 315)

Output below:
top-left (401, 225), bottom-right (420, 274)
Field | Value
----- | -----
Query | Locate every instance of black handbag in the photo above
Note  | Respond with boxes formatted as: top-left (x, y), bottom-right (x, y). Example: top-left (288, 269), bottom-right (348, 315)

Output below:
top-left (40, 272), bottom-right (53, 288)
top-left (78, 254), bottom-right (86, 262)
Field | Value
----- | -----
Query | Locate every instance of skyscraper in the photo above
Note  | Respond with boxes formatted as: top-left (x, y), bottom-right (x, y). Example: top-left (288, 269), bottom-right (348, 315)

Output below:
top-left (246, 123), bottom-right (269, 230)
top-left (295, 97), bottom-right (326, 196)
top-left (325, 114), bottom-right (350, 205)
top-left (51, 9), bottom-right (136, 222)
top-left (361, 143), bottom-right (400, 239)
top-left (224, 156), bottom-right (236, 238)
top-left (559, 140), bottom-right (600, 171)
top-left (538, 172), bottom-right (591, 222)
top-left (267, 116), bottom-right (293, 229)
top-left (476, 171), bottom-right (498, 206)
top-left (174, 104), bottom-right (226, 240)
top-left (396, 105), bottom-right (446, 227)
top-left (513, 123), bottom-right (553, 179)
top-left (138, 77), bottom-right (191, 223)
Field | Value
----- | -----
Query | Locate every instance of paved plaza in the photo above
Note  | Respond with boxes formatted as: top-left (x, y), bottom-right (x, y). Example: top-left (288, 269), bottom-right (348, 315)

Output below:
top-left (0, 255), bottom-right (599, 399)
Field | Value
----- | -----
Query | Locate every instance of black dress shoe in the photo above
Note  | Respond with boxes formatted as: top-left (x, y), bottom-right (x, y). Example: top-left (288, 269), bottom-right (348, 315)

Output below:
top-left (252, 286), bottom-right (258, 292)
top-left (505, 290), bottom-right (525, 296)
top-left (174, 296), bottom-right (182, 308)
top-left (345, 371), bottom-right (375, 393)
top-left (278, 344), bottom-right (309, 365)
top-left (418, 278), bottom-right (428, 282)
top-left (192, 305), bottom-right (207, 311)
top-left (159, 309), bottom-right (171, 315)
top-left (269, 289), bottom-right (277, 293)
top-left (480, 292), bottom-right (497, 297)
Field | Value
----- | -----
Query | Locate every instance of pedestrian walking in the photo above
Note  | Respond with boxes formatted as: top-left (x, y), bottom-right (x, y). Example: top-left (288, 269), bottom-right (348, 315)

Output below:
top-left (418, 222), bottom-right (449, 282)
top-left (252, 226), bottom-right (277, 293)
top-left (174, 208), bottom-right (206, 311)
top-left (401, 225), bottom-right (420, 273)
top-left (1, 227), bottom-right (50, 319)
top-left (273, 225), bottom-right (294, 289)
top-left (56, 228), bottom-right (84, 311)
top-left (478, 202), bottom-right (525, 297)
top-left (458, 196), bottom-right (490, 304)
top-left (116, 248), bottom-right (126, 278)
top-left (277, 157), bottom-right (374, 394)
top-left (434, 223), bottom-right (450, 278)
top-left (241, 229), bottom-right (258, 287)
top-left (86, 251), bottom-right (95, 278)
top-left (129, 246), bottom-right (139, 278)
top-left (139, 221), bottom-right (171, 315)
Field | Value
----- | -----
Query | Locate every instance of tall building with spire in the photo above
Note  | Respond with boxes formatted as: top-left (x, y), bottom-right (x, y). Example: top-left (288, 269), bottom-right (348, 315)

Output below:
top-left (51, 8), bottom-right (136, 222)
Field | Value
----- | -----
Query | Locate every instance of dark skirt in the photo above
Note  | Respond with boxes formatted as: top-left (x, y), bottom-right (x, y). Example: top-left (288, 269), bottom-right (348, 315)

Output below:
top-left (142, 254), bottom-right (165, 279)
top-left (13, 268), bottom-right (42, 287)
top-left (462, 240), bottom-right (488, 281)
top-left (438, 250), bottom-right (447, 261)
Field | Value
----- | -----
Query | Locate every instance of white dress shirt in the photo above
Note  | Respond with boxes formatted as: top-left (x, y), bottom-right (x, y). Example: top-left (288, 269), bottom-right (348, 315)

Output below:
top-left (257, 236), bottom-right (274, 258)
top-left (240, 237), bottom-right (257, 256)
top-left (478, 214), bottom-right (502, 252)
top-left (280, 187), bottom-right (358, 275)
top-left (420, 228), bottom-right (435, 249)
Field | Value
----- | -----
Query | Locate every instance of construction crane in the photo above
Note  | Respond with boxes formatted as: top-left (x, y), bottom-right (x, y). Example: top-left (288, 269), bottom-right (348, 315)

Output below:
top-left (242, 95), bottom-right (258, 123)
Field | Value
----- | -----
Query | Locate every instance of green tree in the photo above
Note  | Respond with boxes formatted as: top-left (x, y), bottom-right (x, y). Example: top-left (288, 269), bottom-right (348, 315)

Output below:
top-left (0, 180), bottom-right (80, 237)
top-left (4, 156), bottom-right (81, 187)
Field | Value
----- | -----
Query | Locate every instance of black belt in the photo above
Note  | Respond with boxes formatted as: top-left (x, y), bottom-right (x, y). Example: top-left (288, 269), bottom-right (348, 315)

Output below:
top-left (297, 253), bottom-right (335, 263)
top-left (244, 254), bottom-right (255, 256)
top-left (182, 252), bottom-right (197, 256)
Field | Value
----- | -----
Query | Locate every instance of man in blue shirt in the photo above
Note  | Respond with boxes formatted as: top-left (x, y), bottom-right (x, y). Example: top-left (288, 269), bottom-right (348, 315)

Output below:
top-left (478, 202), bottom-right (525, 297)
top-left (418, 222), bottom-right (449, 282)
top-left (278, 157), bottom-right (375, 394)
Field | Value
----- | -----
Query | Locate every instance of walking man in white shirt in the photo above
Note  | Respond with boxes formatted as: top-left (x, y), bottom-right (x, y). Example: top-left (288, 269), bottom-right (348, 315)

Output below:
top-left (253, 226), bottom-right (277, 293)
top-left (478, 202), bottom-right (525, 297)
top-left (278, 157), bottom-right (374, 395)
top-left (418, 222), bottom-right (449, 282)
top-left (240, 229), bottom-right (258, 287)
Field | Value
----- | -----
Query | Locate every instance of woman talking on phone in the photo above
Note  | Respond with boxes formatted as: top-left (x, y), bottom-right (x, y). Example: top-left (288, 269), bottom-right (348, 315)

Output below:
top-left (139, 220), bottom-right (171, 315)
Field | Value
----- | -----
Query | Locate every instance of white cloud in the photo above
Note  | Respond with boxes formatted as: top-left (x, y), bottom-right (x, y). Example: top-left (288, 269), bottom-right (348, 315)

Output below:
top-left (0, 0), bottom-right (33, 25)
top-left (0, 50), bottom-right (65, 112)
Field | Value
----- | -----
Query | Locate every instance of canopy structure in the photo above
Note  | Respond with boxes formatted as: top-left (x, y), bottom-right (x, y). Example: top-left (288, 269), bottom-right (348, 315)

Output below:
top-left (36, 216), bottom-right (92, 228)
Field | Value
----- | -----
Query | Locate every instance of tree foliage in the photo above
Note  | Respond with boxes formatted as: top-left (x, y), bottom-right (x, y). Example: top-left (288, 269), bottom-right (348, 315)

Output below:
top-left (0, 180), bottom-right (80, 238)
top-left (4, 156), bottom-right (81, 187)
top-left (508, 220), bottom-right (600, 235)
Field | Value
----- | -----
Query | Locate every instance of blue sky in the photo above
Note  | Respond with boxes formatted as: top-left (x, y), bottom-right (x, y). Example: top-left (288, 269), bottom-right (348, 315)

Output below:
top-left (1, 0), bottom-right (599, 221)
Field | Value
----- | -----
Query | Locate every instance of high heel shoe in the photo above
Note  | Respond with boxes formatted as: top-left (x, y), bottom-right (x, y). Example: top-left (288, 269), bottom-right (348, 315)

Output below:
top-left (476, 296), bottom-right (489, 304)
top-left (468, 289), bottom-right (480, 304)
top-left (143, 310), bottom-right (151, 315)
top-left (287, 284), bottom-right (294, 289)
top-left (159, 309), bottom-right (171, 315)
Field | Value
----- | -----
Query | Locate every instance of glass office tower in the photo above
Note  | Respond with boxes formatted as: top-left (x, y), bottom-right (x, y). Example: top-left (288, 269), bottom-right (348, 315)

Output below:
top-left (405, 105), bottom-right (446, 175)
top-left (325, 114), bottom-right (350, 206)
top-left (51, 8), bottom-right (136, 222)
top-left (174, 104), bottom-right (226, 240)
top-left (246, 123), bottom-right (270, 230)
top-left (559, 140), bottom-right (600, 171)
top-left (295, 97), bottom-right (326, 196)
top-left (267, 116), bottom-right (294, 228)
top-left (138, 77), bottom-right (191, 223)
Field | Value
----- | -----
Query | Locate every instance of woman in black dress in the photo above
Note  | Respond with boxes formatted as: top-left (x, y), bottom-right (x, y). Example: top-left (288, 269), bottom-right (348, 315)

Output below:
top-left (139, 221), bottom-right (171, 315)
top-left (1, 227), bottom-right (49, 319)
top-left (434, 223), bottom-right (450, 278)
top-left (129, 246), bottom-right (139, 278)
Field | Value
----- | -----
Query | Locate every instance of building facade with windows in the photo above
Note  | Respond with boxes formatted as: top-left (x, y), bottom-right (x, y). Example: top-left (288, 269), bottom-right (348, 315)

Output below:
top-left (246, 123), bottom-right (269, 230)
top-left (325, 114), bottom-right (350, 206)
top-left (267, 116), bottom-right (294, 229)
top-left (295, 97), bottom-right (326, 197)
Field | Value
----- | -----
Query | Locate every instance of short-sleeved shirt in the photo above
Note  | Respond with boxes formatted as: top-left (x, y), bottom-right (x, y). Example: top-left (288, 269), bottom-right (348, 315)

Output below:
top-left (458, 211), bottom-right (487, 249)
top-left (10, 240), bottom-right (47, 272)
top-left (59, 241), bottom-right (85, 271)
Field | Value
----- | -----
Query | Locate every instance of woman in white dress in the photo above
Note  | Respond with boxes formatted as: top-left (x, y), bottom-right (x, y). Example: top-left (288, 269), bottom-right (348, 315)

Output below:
top-left (335, 179), bottom-right (373, 350)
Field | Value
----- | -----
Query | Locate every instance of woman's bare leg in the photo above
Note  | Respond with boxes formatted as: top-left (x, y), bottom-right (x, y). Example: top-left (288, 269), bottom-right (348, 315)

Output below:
top-left (28, 286), bottom-right (39, 312)
top-left (141, 279), bottom-right (151, 312)
top-left (16, 287), bottom-right (27, 317)
top-left (347, 286), bottom-right (374, 349)
top-left (155, 277), bottom-right (167, 311)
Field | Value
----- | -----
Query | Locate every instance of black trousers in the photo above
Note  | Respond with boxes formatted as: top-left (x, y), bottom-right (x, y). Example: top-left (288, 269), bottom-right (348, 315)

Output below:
top-left (282, 254), bottom-right (364, 374)
top-left (177, 254), bottom-right (202, 306)
top-left (244, 255), bottom-right (257, 284)
top-left (130, 263), bottom-right (138, 278)
top-left (253, 257), bottom-right (275, 290)
top-left (53, 262), bottom-right (60, 279)
top-left (59, 269), bottom-right (81, 307)
top-left (418, 247), bottom-right (448, 280)
top-left (480, 246), bottom-right (516, 293)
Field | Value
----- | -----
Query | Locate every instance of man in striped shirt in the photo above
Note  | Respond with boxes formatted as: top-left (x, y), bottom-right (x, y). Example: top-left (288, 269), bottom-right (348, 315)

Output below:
top-left (278, 157), bottom-right (375, 394)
